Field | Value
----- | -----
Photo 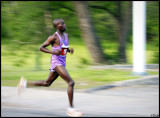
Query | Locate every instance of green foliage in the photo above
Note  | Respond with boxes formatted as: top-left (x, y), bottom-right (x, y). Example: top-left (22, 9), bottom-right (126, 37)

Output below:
top-left (2, 1), bottom-right (47, 44)
top-left (49, 1), bottom-right (81, 39)
top-left (1, 1), bottom-right (159, 89)
top-left (147, 1), bottom-right (159, 41)
top-left (88, 1), bottom-right (118, 42)
top-left (1, 1), bottom-right (159, 70)
top-left (88, 1), bottom-right (159, 63)
top-left (2, 1), bottom-right (159, 46)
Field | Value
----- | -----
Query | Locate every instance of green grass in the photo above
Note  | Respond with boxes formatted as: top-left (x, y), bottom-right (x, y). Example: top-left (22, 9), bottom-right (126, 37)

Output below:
top-left (1, 41), bottom-right (159, 90)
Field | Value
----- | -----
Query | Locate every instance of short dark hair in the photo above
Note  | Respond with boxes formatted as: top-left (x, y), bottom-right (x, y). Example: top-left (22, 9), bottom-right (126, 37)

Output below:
top-left (53, 18), bottom-right (63, 28)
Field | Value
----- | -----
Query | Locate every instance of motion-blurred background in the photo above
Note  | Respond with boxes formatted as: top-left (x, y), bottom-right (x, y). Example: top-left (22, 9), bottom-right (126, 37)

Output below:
top-left (1, 1), bottom-right (159, 89)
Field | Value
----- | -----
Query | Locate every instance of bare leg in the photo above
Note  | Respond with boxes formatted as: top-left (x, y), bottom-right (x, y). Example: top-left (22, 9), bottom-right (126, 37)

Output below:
top-left (54, 65), bottom-right (75, 108)
top-left (27, 71), bottom-right (59, 87)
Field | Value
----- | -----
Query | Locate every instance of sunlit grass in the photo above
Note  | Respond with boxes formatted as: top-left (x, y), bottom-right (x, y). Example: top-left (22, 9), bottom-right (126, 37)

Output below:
top-left (1, 41), bottom-right (159, 90)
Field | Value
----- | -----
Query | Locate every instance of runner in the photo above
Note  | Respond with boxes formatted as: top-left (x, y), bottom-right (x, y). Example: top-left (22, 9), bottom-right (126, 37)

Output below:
top-left (17, 18), bottom-right (83, 117)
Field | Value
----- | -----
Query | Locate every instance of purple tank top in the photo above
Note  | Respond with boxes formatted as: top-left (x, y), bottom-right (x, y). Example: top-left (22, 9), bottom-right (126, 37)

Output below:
top-left (49, 32), bottom-right (69, 71)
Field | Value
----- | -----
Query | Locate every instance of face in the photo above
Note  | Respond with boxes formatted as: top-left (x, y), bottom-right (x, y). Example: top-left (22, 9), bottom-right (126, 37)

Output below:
top-left (57, 20), bottom-right (66, 31)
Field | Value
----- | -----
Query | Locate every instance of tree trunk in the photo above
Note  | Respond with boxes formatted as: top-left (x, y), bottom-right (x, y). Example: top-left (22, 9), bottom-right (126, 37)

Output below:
top-left (74, 1), bottom-right (106, 64)
top-left (117, 1), bottom-right (132, 63)
top-left (44, 10), bottom-right (53, 35)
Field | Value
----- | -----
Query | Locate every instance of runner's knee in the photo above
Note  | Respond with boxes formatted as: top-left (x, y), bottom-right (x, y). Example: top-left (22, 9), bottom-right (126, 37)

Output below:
top-left (68, 81), bottom-right (75, 87)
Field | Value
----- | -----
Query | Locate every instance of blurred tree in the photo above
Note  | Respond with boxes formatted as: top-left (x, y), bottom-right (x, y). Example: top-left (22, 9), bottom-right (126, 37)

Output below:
top-left (44, 5), bottom-right (53, 35)
top-left (146, 1), bottom-right (159, 45)
top-left (1, 1), bottom-right (48, 70)
top-left (146, 1), bottom-right (159, 63)
top-left (88, 1), bottom-right (132, 63)
top-left (48, 1), bottom-right (81, 40)
top-left (2, 1), bottom-right (158, 65)
top-left (1, 1), bottom-right (47, 44)
top-left (74, 1), bottom-right (106, 63)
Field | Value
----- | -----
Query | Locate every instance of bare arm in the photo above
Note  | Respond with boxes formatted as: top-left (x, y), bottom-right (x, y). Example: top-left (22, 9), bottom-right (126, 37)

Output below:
top-left (40, 35), bottom-right (61, 55)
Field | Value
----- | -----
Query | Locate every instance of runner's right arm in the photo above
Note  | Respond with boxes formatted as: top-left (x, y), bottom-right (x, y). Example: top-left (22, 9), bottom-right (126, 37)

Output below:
top-left (40, 35), bottom-right (61, 55)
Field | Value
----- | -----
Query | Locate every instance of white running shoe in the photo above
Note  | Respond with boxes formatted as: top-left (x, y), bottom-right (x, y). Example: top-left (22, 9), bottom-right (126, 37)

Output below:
top-left (66, 108), bottom-right (84, 117)
top-left (17, 77), bottom-right (27, 96)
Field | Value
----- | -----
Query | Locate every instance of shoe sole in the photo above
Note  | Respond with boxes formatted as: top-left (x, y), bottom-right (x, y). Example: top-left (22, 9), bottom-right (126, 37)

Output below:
top-left (66, 112), bottom-right (83, 117)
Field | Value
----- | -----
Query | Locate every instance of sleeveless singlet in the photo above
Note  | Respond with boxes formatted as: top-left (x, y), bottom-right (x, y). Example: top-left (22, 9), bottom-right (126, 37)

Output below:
top-left (49, 32), bottom-right (69, 72)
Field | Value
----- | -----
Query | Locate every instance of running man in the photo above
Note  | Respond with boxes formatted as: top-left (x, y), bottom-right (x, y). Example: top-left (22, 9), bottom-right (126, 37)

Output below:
top-left (17, 18), bottom-right (83, 117)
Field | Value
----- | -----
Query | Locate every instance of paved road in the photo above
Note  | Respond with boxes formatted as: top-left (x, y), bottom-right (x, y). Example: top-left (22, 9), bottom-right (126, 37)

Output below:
top-left (1, 83), bottom-right (159, 117)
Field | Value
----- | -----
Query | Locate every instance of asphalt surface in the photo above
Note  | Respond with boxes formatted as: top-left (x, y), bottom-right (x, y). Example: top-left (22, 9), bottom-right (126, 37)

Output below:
top-left (1, 74), bottom-right (159, 117)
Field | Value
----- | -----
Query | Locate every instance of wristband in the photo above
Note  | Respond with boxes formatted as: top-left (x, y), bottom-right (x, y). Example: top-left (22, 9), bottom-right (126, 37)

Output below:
top-left (67, 49), bottom-right (70, 52)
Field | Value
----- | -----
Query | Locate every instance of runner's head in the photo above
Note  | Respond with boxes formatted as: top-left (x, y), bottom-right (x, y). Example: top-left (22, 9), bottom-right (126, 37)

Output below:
top-left (53, 18), bottom-right (66, 31)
